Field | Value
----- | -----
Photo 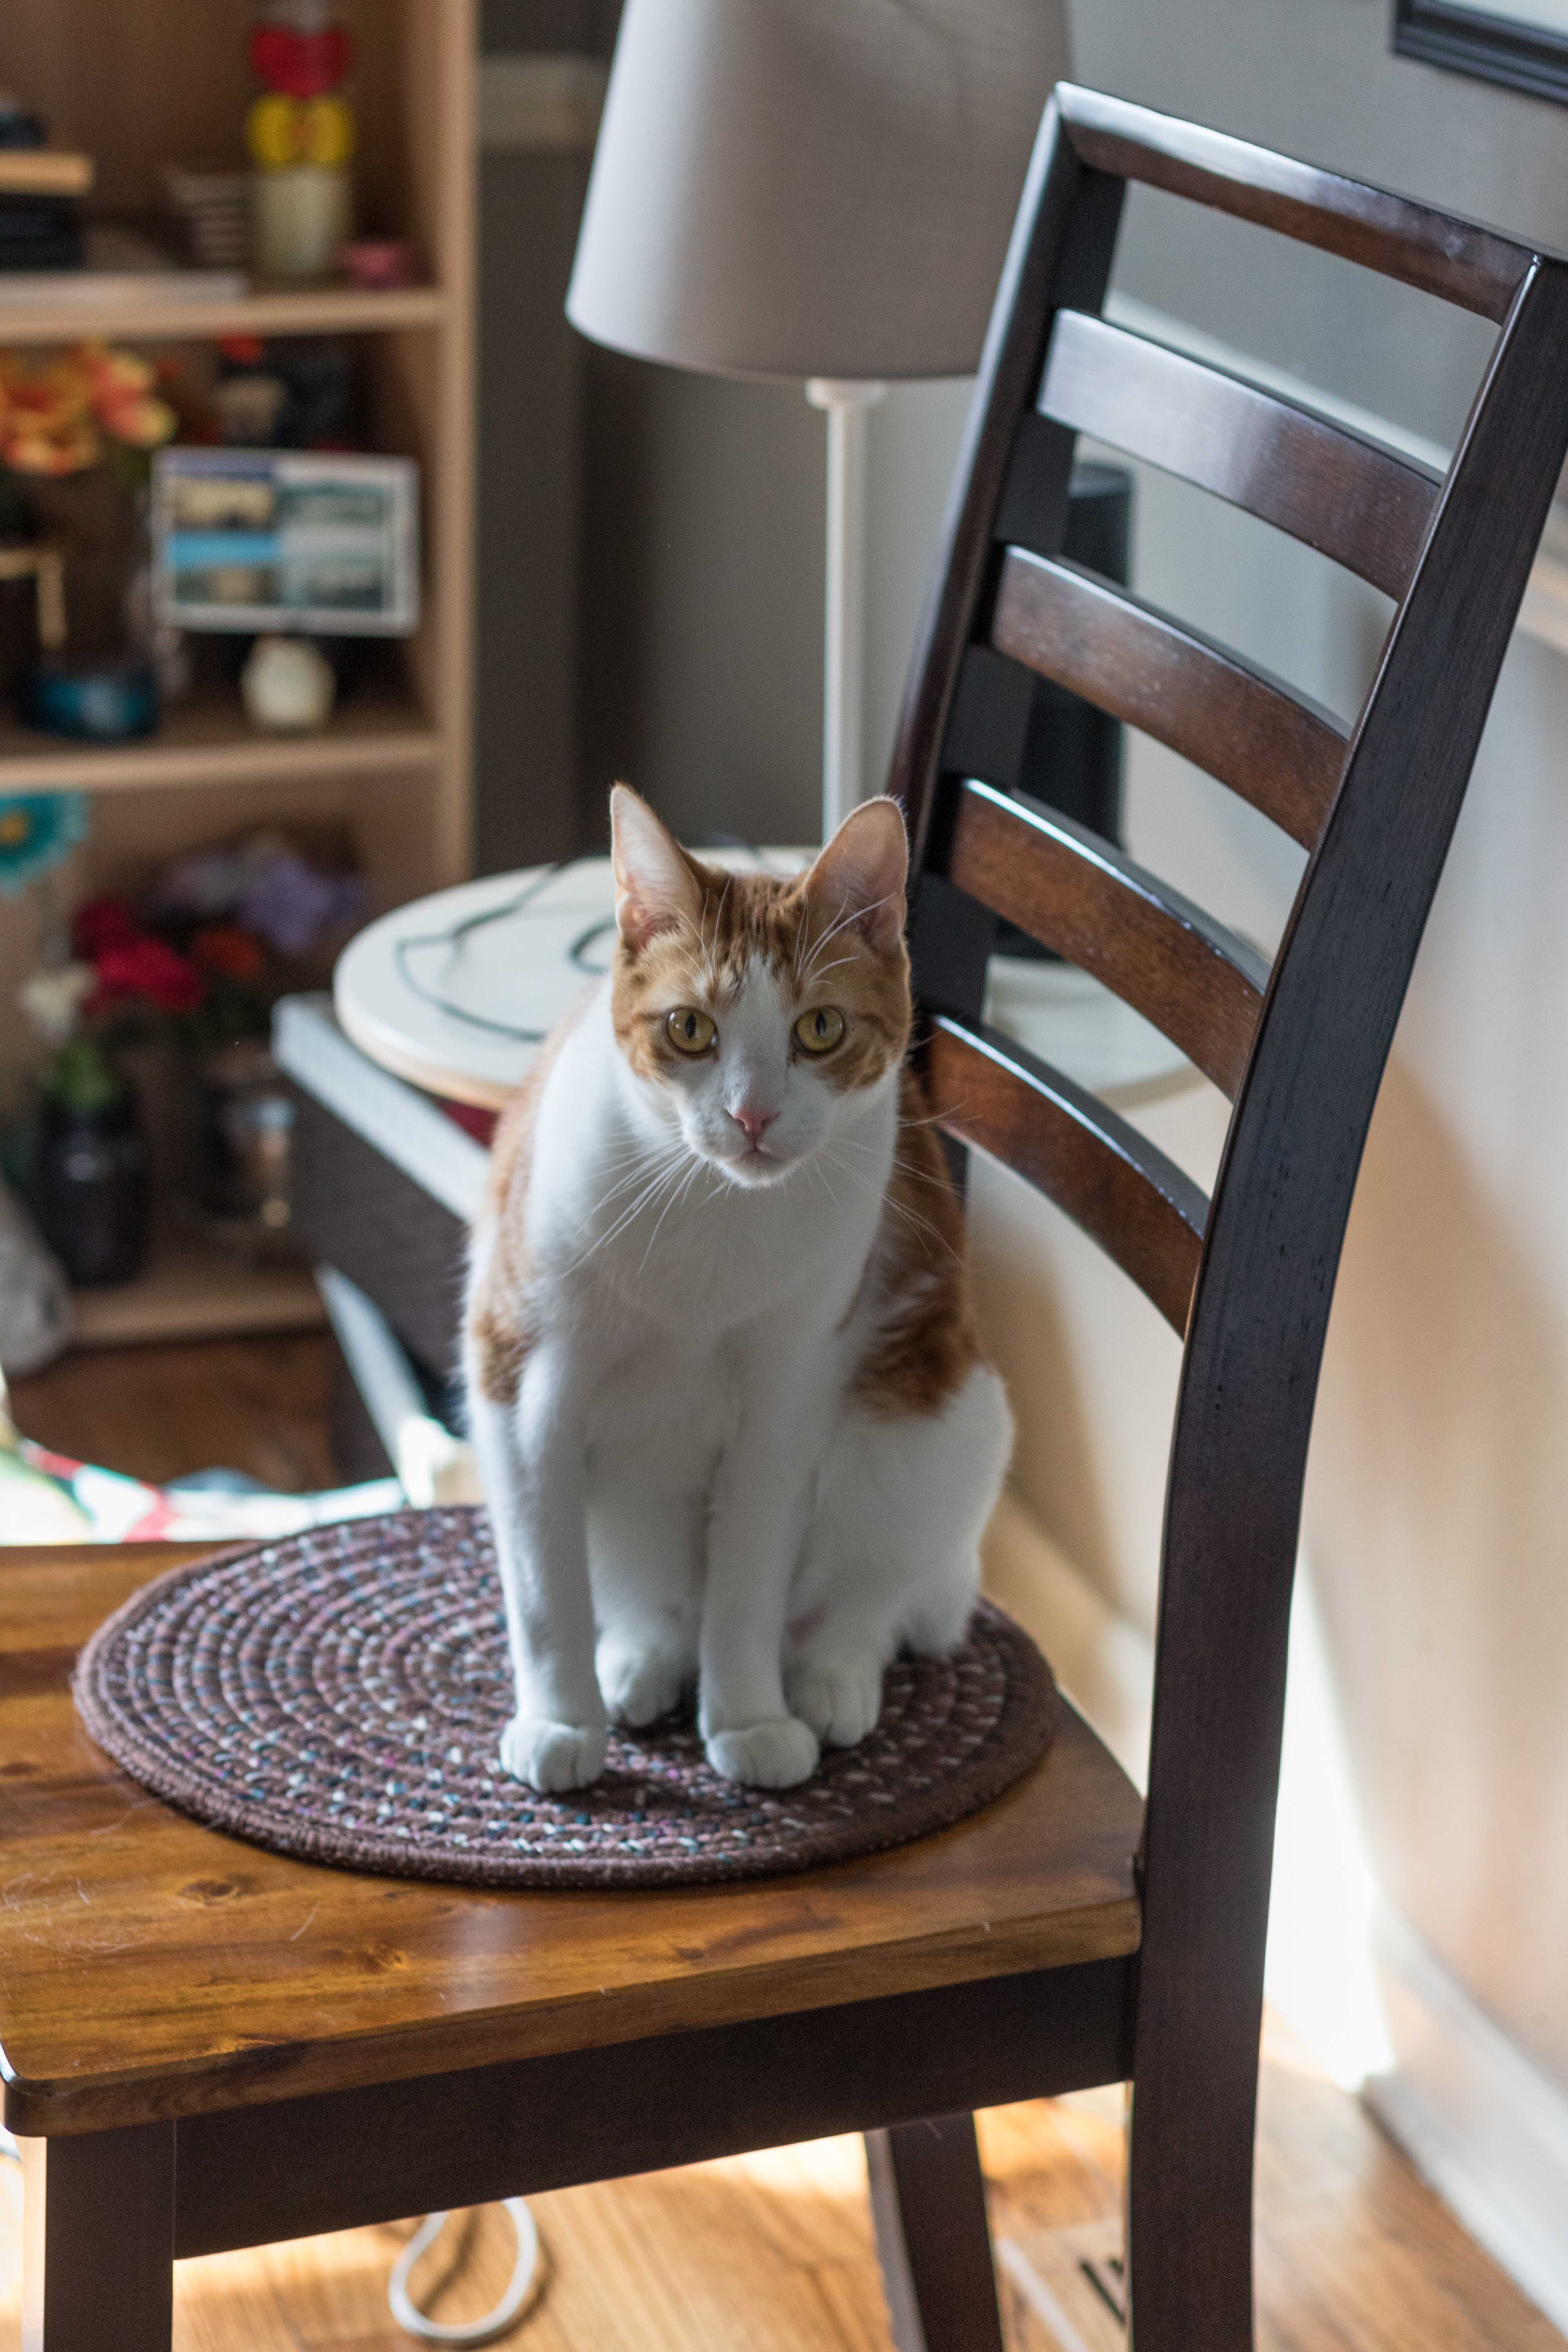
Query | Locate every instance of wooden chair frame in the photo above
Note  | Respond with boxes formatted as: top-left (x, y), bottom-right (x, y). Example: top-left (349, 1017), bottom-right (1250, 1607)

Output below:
top-left (894, 82), bottom-right (1568, 2348)
top-left (7, 87), bottom-right (1568, 2352)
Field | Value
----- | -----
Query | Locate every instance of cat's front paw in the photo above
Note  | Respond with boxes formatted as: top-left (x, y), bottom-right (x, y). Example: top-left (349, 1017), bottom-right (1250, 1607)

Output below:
top-left (786, 1655), bottom-right (884, 1748)
top-left (597, 1641), bottom-right (689, 1728)
top-left (704, 1716), bottom-right (820, 1788)
top-left (499, 1712), bottom-right (607, 1792)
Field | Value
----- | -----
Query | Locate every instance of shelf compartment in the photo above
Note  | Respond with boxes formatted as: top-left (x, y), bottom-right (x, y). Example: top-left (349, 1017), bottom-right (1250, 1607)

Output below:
top-left (0, 683), bottom-right (441, 793)
top-left (69, 1222), bottom-right (327, 1350)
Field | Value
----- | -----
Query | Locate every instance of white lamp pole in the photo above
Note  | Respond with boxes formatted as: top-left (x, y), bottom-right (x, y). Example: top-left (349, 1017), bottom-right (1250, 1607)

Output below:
top-left (807, 378), bottom-right (885, 838)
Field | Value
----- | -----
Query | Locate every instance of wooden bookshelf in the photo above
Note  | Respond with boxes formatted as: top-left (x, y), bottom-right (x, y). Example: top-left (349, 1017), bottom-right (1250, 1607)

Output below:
top-left (0, 0), bottom-right (477, 1346)
top-left (0, 283), bottom-right (448, 347)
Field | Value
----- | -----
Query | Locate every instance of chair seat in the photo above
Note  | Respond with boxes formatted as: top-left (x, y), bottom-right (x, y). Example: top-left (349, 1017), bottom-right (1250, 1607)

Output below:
top-left (0, 1543), bottom-right (1142, 2138)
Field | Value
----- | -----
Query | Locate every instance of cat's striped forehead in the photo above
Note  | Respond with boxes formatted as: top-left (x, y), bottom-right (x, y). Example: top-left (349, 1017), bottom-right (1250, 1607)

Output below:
top-left (611, 861), bottom-right (910, 1089)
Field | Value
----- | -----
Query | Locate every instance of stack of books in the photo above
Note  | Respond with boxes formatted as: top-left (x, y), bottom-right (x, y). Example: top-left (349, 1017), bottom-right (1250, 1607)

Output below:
top-left (0, 96), bottom-right (91, 272)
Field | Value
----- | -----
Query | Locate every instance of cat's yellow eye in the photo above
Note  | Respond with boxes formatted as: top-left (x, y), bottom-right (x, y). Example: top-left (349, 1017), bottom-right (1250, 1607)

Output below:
top-left (794, 1005), bottom-right (846, 1056)
top-left (666, 1007), bottom-right (717, 1056)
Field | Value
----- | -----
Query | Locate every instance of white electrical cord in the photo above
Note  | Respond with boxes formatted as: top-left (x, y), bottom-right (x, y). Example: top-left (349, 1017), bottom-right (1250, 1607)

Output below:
top-left (388, 2201), bottom-right (543, 2347)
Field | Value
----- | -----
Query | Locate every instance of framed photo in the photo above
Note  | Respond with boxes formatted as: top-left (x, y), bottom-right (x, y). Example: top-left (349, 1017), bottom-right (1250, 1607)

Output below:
top-left (1394, 0), bottom-right (1568, 103)
top-left (152, 448), bottom-right (420, 637)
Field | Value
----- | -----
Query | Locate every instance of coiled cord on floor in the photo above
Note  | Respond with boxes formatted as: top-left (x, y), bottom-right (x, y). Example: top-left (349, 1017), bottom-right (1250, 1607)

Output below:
top-left (2, 2129), bottom-right (539, 2348)
top-left (388, 2202), bottom-right (543, 2346)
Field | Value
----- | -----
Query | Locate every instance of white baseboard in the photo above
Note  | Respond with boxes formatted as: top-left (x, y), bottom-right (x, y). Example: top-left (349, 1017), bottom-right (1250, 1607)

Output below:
top-left (1365, 1907), bottom-right (1568, 2337)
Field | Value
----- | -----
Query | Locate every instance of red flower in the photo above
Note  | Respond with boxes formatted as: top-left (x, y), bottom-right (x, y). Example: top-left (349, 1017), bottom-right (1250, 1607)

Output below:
top-left (93, 936), bottom-right (207, 1015)
top-left (70, 895), bottom-right (137, 959)
top-left (191, 923), bottom-right (265, 982)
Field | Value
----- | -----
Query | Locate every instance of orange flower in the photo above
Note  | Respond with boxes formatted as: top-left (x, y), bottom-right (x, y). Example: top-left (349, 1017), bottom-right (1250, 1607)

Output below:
top-left (97, 393), bottom-right (176, 448)
top-left (0, 343), bottom-right (176, 466)
top-left (3, 426), bottom-right (100, 475)
top-left (81, 343), bottom-right (154, 392)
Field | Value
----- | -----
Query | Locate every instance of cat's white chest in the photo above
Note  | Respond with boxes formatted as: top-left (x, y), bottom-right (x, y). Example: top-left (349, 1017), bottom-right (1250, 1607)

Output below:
top-left (586, 1328), bottom-right (740, 1490)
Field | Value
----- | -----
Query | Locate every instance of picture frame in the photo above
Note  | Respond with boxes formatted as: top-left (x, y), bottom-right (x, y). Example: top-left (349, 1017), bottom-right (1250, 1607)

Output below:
top-left (152, 448), bottom-right (420, 637)
top-left (1394, 0), bottom-right (1568, 105)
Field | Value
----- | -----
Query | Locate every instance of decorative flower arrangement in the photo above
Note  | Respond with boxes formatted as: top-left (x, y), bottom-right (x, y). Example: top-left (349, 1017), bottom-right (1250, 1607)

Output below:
top-left (0, 344), bottom-right (177, 480)
top-left (11, 826), bottom-right (365, 1282)
top-left (16, 835), bottom-right (367, 1110)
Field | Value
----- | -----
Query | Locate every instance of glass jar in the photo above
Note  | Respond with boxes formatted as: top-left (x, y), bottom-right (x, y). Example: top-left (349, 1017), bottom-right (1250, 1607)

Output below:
top-left (31, 1085), bottom-right (152, 1287)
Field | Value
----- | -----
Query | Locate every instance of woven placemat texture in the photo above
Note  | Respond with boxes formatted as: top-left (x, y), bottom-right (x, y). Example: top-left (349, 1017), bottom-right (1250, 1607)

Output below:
top-left (74, 1507), bottom-right (1058, 1889)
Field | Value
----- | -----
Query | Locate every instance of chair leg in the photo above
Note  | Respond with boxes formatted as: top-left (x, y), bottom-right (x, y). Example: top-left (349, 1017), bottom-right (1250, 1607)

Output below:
top-left (21, 2122), bottom-right (174, 2351)
top-left (865, 2113), bottom-right (1005, 2352)
top-left (1126, 2044), bottom-right (1256, 2352)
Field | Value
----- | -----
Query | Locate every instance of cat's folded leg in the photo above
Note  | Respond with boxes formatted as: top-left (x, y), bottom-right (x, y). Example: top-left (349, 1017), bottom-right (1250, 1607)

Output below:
top-left (699, 1365), bottom-right (823, 1789)
top-left (467, 1342), bottom-right (608, 1793)
top-left (787, 1364), bottom-right (1013, 1746)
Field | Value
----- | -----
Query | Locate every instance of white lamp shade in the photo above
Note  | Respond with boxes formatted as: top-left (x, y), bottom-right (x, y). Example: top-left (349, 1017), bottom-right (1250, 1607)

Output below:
top-left (566, 0), bottom-right (1070, 383)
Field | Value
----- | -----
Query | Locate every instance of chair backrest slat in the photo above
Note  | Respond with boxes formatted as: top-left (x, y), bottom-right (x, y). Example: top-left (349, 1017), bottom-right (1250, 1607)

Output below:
top-left (1058, 83), bottom-right (1530, 321)
top-left (945, 780), bottom-right (1267, 1097)
top-left (926, 1014), bottom-right (1207, 1333)
top-left (1040, 307), bottom-right (1441, 598)
top-left (991, 549), bottom-right (1348, 849)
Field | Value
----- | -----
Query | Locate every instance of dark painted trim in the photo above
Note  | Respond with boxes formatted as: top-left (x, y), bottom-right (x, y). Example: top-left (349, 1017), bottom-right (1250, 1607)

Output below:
top-left (1394, 0), bottom-right (1568, 105)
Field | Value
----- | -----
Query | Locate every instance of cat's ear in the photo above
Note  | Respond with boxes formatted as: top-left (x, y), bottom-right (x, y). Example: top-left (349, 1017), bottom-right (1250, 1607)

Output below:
top-left (610, 784), bottom-right (702, 953)
top-left (805, 797), bottom-right (908, 956)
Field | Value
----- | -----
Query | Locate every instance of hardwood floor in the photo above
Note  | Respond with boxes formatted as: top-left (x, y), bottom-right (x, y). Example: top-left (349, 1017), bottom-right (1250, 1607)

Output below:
top-left (7, 1331), bottom-right (343, 1493)
top-left (0, 1338), bottom-right (1559, 2350)
top-left (0, 2021), bottom-right (1557, 2350)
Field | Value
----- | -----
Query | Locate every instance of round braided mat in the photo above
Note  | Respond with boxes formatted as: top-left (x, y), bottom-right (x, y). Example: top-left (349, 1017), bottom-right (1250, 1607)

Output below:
top-left (74, 1507), bottom-right (1058, 1890)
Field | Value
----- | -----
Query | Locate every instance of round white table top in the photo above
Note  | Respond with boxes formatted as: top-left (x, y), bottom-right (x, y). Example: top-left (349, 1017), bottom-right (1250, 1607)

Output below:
top-left (334, 852), bottom-right (1196, 1113)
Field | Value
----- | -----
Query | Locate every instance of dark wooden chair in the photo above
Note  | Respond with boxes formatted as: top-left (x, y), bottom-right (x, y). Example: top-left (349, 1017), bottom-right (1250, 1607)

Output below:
top-left (4, 86), bottom-right (1566, 2352)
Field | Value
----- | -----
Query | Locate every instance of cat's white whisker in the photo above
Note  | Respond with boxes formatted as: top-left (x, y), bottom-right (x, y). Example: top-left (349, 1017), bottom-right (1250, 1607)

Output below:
top-left (800, 889), bottom-right (897, 982)
top-left (565, 1147), bottom-right (691, 1270)
top-left (818, 1145), bottom-right (961, 1262)
top-left (705, 875), bottom-right (733, 984)
top-left (637, 1150), bottom-right (708, 1270)
top-left (589, 1145), bottom-right (688, 1214)
top-left (797, 951), bottom-right (857, 985)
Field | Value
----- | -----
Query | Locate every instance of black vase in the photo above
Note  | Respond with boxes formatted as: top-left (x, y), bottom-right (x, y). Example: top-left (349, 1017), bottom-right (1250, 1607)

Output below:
top-left (32, 1087), bottom-right (153, 1287)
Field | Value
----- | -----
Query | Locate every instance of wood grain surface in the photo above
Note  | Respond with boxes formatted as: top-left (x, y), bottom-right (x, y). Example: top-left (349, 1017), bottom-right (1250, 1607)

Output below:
top-left (2, 2029), bottom-right (1558, 2352)
top-left (0, 1544), bottom-right (1141, 2136)
top-left (7, 1334), bottom-right (341, 1493)
top-left (944, 777), bottom-right (1267, 1096)
top-left (1039, 306), bottom-right (1441, 599)
top-left (990, 549), bottom-right (1348, 851)
top-left (1056, 83), bottom-right (1533, 321)
top-left (924, 1017), bottom-right (1206, 1334)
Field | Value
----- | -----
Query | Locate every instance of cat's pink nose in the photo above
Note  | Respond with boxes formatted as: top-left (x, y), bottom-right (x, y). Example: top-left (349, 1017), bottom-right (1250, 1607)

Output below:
top-left (729, 1104), bottom-right (777, 1149)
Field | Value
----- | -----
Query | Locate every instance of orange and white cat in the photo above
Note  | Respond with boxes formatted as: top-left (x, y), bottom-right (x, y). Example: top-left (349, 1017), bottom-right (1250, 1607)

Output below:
top-left (463, 786), bottom-right (1011, 1793)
